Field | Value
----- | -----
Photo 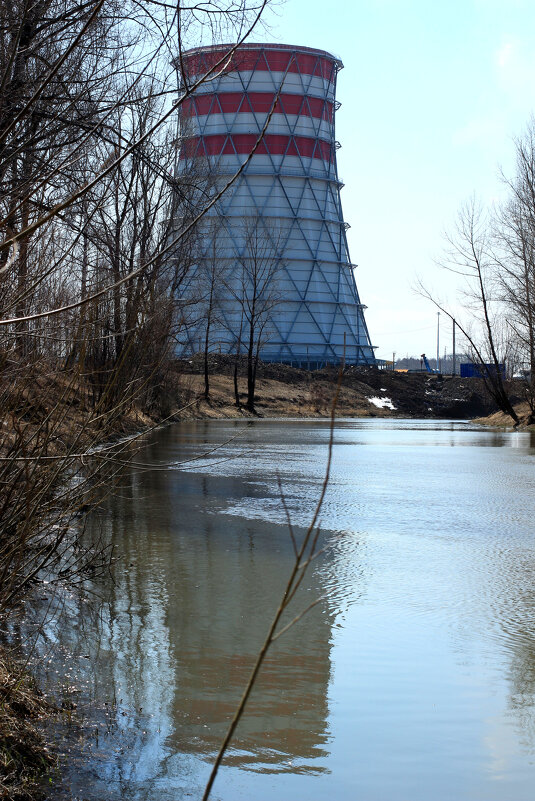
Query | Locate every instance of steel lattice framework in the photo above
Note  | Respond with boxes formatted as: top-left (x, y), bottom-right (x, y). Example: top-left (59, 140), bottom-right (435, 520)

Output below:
top-left (175, 43), bottom-right (376, 367)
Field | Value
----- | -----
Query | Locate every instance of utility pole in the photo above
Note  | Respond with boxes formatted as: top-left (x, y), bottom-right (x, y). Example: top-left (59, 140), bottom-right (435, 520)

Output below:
top-left (452, 318), bottom-right (456, 376)
top-left (436, 312), bottom-right (440, 372)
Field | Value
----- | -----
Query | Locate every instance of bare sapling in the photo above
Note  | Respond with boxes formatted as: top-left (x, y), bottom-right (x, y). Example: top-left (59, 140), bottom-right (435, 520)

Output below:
top-left (201, 363), bottom-right (344, 801)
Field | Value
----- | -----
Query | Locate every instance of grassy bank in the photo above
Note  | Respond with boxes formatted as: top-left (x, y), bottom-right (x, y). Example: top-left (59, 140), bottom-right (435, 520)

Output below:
top-left (473, 402), bottom-right (535, 429)
top-left (178, 357), bottom-right (502, 421)
top-left (0, 657), bottom-right (56, 800)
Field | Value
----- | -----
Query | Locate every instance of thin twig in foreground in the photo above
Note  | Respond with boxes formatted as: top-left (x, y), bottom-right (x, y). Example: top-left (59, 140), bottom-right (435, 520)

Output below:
top-left (200, 363), bottom-right (344, 801)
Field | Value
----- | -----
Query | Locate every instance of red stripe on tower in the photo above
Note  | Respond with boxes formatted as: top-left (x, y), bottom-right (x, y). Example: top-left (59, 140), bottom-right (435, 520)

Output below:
top-left (182, 46), bottom-right (339, 81)
top-left (181, 93), bottom-right (333, 122)
top-left (179, 134), bottom-right (334, 162)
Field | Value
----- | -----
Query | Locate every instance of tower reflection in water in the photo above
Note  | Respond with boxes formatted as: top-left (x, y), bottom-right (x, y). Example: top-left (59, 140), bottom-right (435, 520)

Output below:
top-left (53, 446), bottom-right (337, 797)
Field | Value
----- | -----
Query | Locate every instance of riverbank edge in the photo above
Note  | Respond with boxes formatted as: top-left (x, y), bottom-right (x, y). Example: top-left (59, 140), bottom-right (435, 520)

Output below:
top-left (0, 656), bottom-right (58, 800)
top-left (473, 403), bottom-right (535, 430)
top-left (173, 364), bottom-right (502, 422)
top-left (0, 391), bottom-right (162, 798)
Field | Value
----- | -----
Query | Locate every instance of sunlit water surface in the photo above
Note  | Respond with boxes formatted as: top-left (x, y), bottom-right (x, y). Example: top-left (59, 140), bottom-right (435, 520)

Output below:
top-left (43, 419), bottom-right (535, 801)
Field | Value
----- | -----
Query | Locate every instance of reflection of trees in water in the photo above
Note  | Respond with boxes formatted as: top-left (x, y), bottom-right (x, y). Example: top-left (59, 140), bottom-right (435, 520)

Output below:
top-left (49, 449), bottom-right (343, 796)
top-left (48, 484), bottom-right (179, 798)
top-left (500, 570), bottom-right (535, 753)
top-left (479, 544), bottom-right (535, 754)
top-left (508, 639), bottom-right (535, 752)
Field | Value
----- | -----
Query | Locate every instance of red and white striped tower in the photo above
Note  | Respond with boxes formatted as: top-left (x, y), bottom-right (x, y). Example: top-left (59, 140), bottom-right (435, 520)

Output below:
top-left (177, 43), bottom-right (375, 366)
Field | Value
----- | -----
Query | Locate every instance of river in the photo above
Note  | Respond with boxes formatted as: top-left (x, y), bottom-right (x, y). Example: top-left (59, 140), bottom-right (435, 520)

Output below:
top-left (43, 418), bottom-right (535, 801)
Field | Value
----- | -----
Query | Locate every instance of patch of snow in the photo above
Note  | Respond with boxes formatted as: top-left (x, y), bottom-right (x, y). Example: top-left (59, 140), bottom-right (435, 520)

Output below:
top-left (368, 396), bottom-right (397, 410)
top-left (380, 387), bottom-right (387, 392)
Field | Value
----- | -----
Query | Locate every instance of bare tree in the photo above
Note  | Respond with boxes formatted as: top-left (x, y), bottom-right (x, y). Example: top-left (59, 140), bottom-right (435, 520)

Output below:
top-left (187, 217), bottom-right (227, 400)
top-left (227, 215), bottom-right (283, 412)
top-left (0, 0), bottom-right (275, 614)
top-left (0, 3), bottom-right (287, 795)
top-left (419, 197), bottom-right (519, 423)
top-left (492, 120), bottom-right (535, 420)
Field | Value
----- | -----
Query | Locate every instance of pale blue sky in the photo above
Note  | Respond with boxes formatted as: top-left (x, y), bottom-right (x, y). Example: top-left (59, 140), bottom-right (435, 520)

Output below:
top-left (256, 0), bottom-right (535, 359)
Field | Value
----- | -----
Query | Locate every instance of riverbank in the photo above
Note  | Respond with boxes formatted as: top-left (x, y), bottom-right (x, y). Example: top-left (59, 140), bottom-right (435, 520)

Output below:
top-left (0, 657), bottom-right (56, 800)
top-left (473, 402), bottom-right (535, 429)
top-left (0, 358), bottom-right (510, 450)
top-left (0, 366), bottom-right (159, 800)
top-left (177, 357), bottom-right (503, 421)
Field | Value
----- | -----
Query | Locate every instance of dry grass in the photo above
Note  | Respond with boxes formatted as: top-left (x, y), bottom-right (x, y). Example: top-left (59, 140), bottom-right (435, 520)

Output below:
top-left (473, 401), bottom-right (535, 429)
top-left (181, 373), bottom-right (389, 419)
top-left (0, 655), bottom-right (56, 800)
top-left (0, 362), bottom-right (156, 459)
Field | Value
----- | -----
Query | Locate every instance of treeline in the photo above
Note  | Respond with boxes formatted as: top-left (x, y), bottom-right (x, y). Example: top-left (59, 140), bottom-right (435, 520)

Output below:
top-left (0, 0), bottom-right (270, 615)
top-left (420, 122), bottom-right (535, 426)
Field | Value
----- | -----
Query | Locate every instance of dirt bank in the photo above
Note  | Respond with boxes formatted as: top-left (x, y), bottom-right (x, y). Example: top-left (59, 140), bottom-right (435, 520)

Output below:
top-left (1, 358), bottom-right (509, 446)
top-left (177, 357), bottom-right (503, 421)
top-left (473, 402), bottom-right (535, 429)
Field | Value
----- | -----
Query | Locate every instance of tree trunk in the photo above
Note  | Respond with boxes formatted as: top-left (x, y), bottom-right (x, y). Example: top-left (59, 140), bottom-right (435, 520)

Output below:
top-left (234, 325), bottom-right (242, 408)
top-left (204, 317), bottom-right (211, 400)
top-left (246, 316), bottom-right (256, 412)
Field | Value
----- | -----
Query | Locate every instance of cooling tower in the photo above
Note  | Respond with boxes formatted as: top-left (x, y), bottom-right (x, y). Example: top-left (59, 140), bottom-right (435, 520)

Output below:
top-left (176, 43), bottom-right (375, 367)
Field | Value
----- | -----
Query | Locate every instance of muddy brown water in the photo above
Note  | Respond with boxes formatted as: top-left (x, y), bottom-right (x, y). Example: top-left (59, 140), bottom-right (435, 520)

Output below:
top-left (42, 418), bottom-right (535, 801)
